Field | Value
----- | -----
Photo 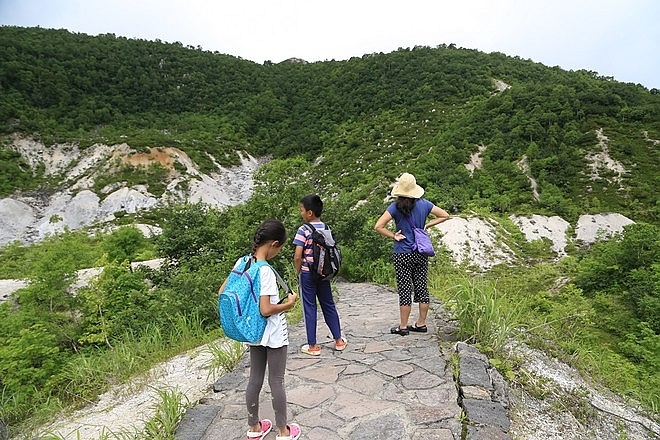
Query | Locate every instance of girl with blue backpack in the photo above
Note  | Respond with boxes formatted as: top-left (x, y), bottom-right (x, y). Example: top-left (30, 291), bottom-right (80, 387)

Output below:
top-left (219, 219), bottom-right (301, 440)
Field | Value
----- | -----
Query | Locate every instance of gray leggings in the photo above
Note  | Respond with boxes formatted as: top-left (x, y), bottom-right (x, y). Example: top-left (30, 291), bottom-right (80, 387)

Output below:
top-left (246, 345), bottom-right (288, 429)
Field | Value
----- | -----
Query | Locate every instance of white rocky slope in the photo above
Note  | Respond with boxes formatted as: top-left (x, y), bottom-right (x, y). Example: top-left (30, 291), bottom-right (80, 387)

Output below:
top-left (0, 137), bottom-right (639, 298)
top-left (35, 342), bottom-right (222, 440)
top-left (507, 342), bottom-right (659, 440)
top-left (0, 138), bottom-right (263, 246)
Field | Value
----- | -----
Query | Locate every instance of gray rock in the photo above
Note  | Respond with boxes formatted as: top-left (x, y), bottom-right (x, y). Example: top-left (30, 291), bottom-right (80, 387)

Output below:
top-left (174, 405), bottom-right (219, 440)
top-left (462, 398), bottom-right (510, 432)
top-left (467, 424), bottom-right (512, 440)
top-left (459, 356), bottom-right (492, 389)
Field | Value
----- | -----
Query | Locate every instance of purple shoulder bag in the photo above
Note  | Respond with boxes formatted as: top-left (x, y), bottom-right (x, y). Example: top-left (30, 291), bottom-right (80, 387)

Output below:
top-left (405, 216), bottom-right (435, 257)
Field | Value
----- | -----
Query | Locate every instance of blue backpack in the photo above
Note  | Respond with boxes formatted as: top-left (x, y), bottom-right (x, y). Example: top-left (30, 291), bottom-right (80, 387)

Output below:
top-left (218, 255), bottom-right (290, 343)
top-left (218, 256), bottom-right (269, 343)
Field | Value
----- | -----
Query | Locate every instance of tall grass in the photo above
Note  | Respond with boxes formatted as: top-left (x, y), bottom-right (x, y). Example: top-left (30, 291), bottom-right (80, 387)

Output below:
top-left (12, 313), bottom-right (220, 438)
top-left (431, 263), bottom-right (660, 413)
top-left (141, 388), bottom-right (188, 440)
top-left (207, 339), bottom-right (245, 380)
top-left (18, 295), bottom-right (304, 437)
top-left (442, 275), bottom-right (521, 354)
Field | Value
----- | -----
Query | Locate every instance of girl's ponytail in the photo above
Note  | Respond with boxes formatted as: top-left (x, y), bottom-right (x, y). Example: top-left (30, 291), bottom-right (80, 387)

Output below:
top-left (252, 219), bottom-right (287, 253)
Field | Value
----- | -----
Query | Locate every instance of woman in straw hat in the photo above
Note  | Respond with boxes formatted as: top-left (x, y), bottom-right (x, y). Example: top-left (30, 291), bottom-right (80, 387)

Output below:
top-left (374, 173), bottom-right (450, 336)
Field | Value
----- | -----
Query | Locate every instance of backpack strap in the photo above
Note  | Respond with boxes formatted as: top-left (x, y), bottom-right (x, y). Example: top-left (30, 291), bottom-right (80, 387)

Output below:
top-left (271, 267), bottom-right (291, 292)
top-left (404, 215), bottom-right (418, 229)
top-left (245, 254), bottom-right (291, 293)
top-left (239, 255), bottom-right (269, 275)
top-left (242, 257), bottom-right (253, 272)
top-left (265, 265), bottom-right (292, 305)
top-left (304, 222), bottom-right (316, 233)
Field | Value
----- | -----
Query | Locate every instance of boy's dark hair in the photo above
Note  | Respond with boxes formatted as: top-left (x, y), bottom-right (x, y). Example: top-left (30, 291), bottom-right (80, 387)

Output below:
top-left (252, 219), bottom-right (287, 253)
top-left (300, 194), bottom-right (323, 217)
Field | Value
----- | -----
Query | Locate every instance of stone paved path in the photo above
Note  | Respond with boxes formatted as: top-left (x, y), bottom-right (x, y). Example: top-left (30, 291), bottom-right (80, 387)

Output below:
top-left (175, 281), bottom-right (463, 440)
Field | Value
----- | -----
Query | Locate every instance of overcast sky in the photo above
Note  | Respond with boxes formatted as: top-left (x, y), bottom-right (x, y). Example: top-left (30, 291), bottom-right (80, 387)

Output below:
top-left (1, 0), bottom-right (658, 89)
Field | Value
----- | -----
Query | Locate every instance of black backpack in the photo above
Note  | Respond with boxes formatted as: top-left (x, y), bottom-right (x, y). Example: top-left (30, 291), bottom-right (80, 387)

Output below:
top-left (305, 223), bottom-right (342, 280)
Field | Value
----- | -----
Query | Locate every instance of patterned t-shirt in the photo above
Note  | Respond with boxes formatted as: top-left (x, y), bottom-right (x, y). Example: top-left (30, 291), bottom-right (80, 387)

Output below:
top-left (292, 221), bottom-right (326, 272)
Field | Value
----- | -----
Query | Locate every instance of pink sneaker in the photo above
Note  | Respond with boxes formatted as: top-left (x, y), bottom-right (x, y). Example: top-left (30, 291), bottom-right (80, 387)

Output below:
top-left (276, 422), bottom-right (301, 440)
top-left (246, 419), bottom-right (272, 439)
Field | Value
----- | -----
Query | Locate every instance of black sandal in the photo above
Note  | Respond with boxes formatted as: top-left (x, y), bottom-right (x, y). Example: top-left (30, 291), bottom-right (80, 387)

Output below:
top-left (390, 326), bottom-right (409, 336)
top-left (407, 324), bottom-right (428, 333)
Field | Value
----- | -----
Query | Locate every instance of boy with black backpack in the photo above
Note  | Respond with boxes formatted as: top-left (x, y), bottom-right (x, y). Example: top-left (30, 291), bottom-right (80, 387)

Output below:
top-left (293, 194), bottom-right (347, 356)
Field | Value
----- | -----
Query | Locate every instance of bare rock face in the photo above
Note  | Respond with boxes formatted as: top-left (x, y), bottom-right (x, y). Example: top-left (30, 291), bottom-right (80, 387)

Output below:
top-left (98, 187), bottom-right (158, 218)
top-left (434, 212), bottom-right (635, 271)
top-left (510, 215), bottom-right (571, 256)
top-left (435, 217), bottom-right (515, 270)
top-left (0, 198), bottom-right (35, 245)
top-left (507, 342), bottom-right (660, 440)
top-left (36, 190), bottom-right (101, 238)
top-left (575, 213), bottom-right (635, 243)
top-left (0, 139), bottom-right (264, 246)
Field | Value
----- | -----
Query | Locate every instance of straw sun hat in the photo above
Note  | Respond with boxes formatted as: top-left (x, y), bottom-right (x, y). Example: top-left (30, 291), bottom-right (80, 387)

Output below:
top-left (390, 172), bottom-right (424, 199)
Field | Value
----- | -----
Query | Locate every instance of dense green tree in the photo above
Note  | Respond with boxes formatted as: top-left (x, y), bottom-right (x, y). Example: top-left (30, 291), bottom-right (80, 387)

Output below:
top-left (1, 26), bottom-right (658, 222)
top-left (101, 226), bottom-right (150, 263)
top-left (575, 223), bottom-right (660, 332)
top-left (154, 203), bottom-right (225, 264)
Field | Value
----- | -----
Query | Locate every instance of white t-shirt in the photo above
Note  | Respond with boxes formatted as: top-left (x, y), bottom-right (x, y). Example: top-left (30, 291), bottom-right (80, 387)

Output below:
top-left (254, 265), bottom-right (289, 348)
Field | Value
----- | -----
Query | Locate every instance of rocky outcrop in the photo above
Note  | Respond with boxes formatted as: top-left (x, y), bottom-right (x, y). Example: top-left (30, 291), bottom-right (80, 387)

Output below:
top-left (0, 139), bottom-right (638, 272)
top-left (435, 212), bottom-right (635, 270)
top-left (0, 139), bottom-right (264, 246)
top-left (507, 342), bottom-right (660, 439)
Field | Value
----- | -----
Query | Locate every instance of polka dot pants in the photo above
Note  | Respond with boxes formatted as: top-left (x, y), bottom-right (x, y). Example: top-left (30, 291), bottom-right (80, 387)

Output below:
top-left (392, 252), bottom-right (429, 306)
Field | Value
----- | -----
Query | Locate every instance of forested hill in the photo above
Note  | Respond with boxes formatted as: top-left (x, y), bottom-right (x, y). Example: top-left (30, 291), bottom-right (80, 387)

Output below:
top-left (1, 25), bottom-right (659, 223)
top-left (2, 27), bottom-right (660, 436)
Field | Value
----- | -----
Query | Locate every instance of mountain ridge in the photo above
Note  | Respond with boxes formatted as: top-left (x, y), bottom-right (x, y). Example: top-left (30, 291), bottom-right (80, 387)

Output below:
top-left (0, 137), bottom-right (263, 246)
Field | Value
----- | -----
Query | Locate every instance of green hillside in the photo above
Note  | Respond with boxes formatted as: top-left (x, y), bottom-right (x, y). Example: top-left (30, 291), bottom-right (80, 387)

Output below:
top-left (0, 26), bottom-right (658, 436)
top-left (1, 26), bottom-right (659, 222)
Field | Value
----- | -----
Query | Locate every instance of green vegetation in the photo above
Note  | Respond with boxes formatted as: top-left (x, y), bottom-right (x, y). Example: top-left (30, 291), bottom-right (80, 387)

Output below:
top-left (1, 27), bottom-right (658, 223)
top-left (433, 222), bottom-right (660, 412)
top-left (141, 388), bottom-right (188, 440)
top-left (2, 200), bottom-right (657, 435)
top-left (207, 340), bottom-right (246, 379)
top-left (92, 162), bottom-right (170, 197)
top-left (0, 26), bottom-right (658, 436)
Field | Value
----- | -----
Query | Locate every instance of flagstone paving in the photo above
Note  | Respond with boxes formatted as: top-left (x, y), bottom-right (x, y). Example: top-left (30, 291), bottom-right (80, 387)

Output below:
top-left (176, 281), bottom-right (466, 440)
